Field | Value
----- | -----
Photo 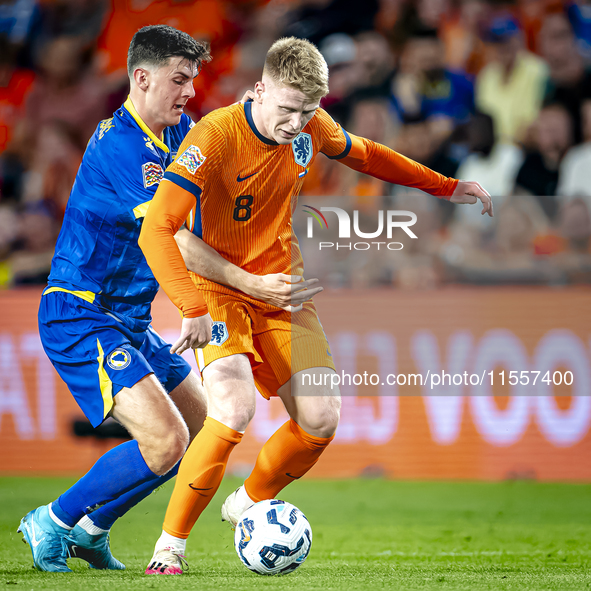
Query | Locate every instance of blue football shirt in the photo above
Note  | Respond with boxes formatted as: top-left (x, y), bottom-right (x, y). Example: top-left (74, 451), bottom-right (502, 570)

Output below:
top-left (46, 98), bottom-right (193, 332)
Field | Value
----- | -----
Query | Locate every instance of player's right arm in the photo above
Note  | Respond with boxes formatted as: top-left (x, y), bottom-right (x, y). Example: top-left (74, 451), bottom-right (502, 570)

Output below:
top-left (174, 229), bottom-right (322, 312)
top-left (138, 122), bottom-right (223, 353)
top-left (138, 176), bottom-right (212, 353)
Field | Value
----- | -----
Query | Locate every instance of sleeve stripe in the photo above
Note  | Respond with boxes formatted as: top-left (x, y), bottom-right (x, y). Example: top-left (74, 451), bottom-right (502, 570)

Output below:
top-left (163, 171), bottom-right (203, 200)
top-left (323, 128), bottom-right (352, 160)
top-left (162, 171), bottom-right (203, 238)
top-left (194, 197), bottom-right (202, 238)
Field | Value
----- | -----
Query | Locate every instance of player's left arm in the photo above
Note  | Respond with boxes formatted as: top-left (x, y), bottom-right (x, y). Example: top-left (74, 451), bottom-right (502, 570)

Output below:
top-left (340, 133), bottom-right (493, 217)
top-left (317, 110), bottom-right (492, 216)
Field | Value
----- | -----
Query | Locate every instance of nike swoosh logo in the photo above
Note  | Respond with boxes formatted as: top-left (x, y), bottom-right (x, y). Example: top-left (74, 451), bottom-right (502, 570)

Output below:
top-left (30, 520), bottom-right (45, 548)
top-left (237, 171), bottom-right (259, 182)
top-left (188, 484), bottom-right (214, 491)
top-left (286, 473), bottom-right (303, 480)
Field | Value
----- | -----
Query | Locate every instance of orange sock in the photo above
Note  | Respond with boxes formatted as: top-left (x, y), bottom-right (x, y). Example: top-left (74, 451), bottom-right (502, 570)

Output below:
top-left (163, 417), bottom-right (242, 538)
top-left (245, 419), bottom-right (334, 502)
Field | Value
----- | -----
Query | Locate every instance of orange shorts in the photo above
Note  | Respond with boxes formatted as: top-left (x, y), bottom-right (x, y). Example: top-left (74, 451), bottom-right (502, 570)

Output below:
top-left (194, 288), bottom-right (335, 399)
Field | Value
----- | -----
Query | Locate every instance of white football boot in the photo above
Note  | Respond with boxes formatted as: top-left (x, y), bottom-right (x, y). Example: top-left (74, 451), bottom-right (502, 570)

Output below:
top-left (145, 547), bottom-right (188, 575)
top-left (221, 485), bottom-right (255, 527)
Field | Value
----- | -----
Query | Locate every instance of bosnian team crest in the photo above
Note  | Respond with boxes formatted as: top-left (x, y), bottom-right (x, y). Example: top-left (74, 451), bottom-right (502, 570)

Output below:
top-left (98, 117), bottom-right (114, 140)
top-left (142, 162), bottom-right (163, 188)
top-left (209, 321), bottom-right (229, 346)
top-left (107, 348), bottom-right (132, 370)
top-left (292, 132), bottom-right (313, 167)
top-left (176, 145), bottom-right (206, 174)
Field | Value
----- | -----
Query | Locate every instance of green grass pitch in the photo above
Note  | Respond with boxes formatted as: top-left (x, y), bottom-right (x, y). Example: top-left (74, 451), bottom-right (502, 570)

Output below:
top-left (1, 476), bottom-right (590, 590)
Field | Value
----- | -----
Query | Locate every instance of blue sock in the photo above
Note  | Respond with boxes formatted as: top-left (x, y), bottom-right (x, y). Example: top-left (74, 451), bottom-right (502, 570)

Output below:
top-left (87, 460), bottom-right (180, 531)
top-left (51, 440), bottom-right (158, 527)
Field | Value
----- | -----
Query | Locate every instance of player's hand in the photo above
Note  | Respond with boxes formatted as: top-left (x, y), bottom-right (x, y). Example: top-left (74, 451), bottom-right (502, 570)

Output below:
top-left (245, 274), bottom-right (323, 312)
top-left (450, 180), bottom-right (493, 217)
top-left (171, 314), bottom-right (213, 355)
top-left (238, 90), bottom-right (255, 104)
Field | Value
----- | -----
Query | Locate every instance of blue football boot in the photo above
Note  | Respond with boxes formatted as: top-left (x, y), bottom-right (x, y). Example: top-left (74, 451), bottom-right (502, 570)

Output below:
top-left (18, 505), bottom-right (71, 572)
top-left (65, 525), bottom-right (125, 570)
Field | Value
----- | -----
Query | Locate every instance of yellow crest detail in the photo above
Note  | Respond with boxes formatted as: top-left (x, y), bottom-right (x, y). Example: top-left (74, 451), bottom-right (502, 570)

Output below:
top-left (98, 118), bottom-right (114, 140)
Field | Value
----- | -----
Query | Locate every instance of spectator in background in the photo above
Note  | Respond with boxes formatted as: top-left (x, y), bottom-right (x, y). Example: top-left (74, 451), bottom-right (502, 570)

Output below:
top-left (392, 28), bottom-right (475, 128)
top-left (0, 33), bottom-right (34, 152)
top-left (388, 115), bottom-right (460, 227)
top-left (32, 0), bottom-right (107, 63)
top-left (439, 0), bottom-right (489, 75)
top-left (282, 0), bottom-right (379, 46)
top-left (415, 0), bottom-right (451, 30)
top-left (514, 103), bottom-right (573, 220)
top-left (37, 0), bottom-right (106, 40)
top-left (559, 198), bottom-right (591, 252)
top-left (393, 116), bottom-right (460, 179)
top-left (567, 0), bottom-right (591, 60)
top-left (302, 87), bottom-right (398, 200)
top-left (557, 98), bottom-right (591, 205)
top-left (515, 0), bottom-right (557, 53)
top-left (442, 195), bottom-right (555, 285)
top-left (20, 119), bottom-right (83, 216)
top-left (0, 32), bottom-right (34, 202)
top-left (203, 0), bottom-right (289, 112)
top-left (352, 30), bottom-right (395, 97)
top-left (390, 191), bottom-right (447, 290)
top-left (388, 0), bottom-right (451, 50)
top-left (339, 96), bottom-right (398, 200)
top-left (391, 33), bottom-right (424, 122)
top-left (27, 0), bottom-right (109, 103)
top-left (23, 35), bottom-right (109, 144)
top-left (540, 11), bottom-right (591, 145)
top-left (318, 32), bottom-right (361, 122)
top-left (0, 204), bottom-right (19, 286)
top-left (6, 201), bottom-right (57, 286)
top-left (0, 0), bottom-right (41, 65)
top-left (553, 197), bottom-right (591, 282)
top-left (476, 14), bottom-right (548, 144)
top-left (454, 112), bottom-right (523, 225)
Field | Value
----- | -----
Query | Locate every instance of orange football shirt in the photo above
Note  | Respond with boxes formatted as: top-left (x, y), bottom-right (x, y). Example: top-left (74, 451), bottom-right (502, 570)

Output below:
top-left (140, 101), bottom-right (458, 317)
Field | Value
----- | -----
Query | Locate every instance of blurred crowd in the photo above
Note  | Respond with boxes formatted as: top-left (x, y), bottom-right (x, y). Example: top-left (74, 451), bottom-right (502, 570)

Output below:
top-left (1, 0), bottom-right (591, 289)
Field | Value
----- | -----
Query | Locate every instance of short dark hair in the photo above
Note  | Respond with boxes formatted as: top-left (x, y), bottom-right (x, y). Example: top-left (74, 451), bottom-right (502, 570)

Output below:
top-left (127, 25), bottom-right (211, 77)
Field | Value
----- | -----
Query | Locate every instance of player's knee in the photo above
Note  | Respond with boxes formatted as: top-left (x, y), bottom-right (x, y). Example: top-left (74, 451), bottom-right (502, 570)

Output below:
top-left (207, 385), bottom-right (257, 432)
top-left (169, 420), bottom-right (190, 459)
top-left (302, 398), bottom-right (341, 438)
top-left (314, 414), bottom-right (340, 439)
top-left (144, 420), bottom-right (189, 475)
top-left (214, 402), bottom-right (256, 432)
top-left (236, 403), bottom-right (257, 427)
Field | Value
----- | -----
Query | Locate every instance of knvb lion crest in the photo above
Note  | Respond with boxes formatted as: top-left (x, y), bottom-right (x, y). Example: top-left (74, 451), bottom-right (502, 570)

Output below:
top-left (209, 321), bottom-right (229, 346)
top-left (292, 133), bottom-right (312, 167)
top-left (176, 145), bottom-right (206, 175)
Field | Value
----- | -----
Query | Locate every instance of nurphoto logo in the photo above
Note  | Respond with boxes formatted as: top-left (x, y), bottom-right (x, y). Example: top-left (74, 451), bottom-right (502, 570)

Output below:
top-left (303, 205), bottom-right (418, 251)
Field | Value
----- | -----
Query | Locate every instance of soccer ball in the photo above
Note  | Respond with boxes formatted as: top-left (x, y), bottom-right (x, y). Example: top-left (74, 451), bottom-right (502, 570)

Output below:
top-left (234, 499), bottom-right (312, 575)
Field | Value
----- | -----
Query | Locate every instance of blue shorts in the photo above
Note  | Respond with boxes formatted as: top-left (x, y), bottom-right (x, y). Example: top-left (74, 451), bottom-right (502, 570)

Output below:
top-left (38, 290), bottom-right (191, 427)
